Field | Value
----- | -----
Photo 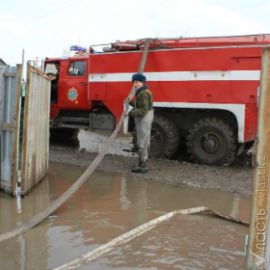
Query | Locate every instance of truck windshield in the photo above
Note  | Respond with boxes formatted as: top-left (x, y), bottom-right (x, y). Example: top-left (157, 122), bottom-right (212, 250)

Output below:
top-left (68, 61), bottom-right (86, 76)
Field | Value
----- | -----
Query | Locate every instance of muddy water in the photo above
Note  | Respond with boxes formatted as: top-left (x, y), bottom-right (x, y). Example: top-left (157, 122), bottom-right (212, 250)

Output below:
top-left (0, 162), bottom-right (249, 270)
top-left (78, 130), bottom-right (133, 157)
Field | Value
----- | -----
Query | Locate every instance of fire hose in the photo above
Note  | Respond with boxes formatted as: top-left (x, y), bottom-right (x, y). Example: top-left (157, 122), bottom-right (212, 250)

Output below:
top-left (0, 39), bottom-right (151, 244)
top-left (0, 40), bottom-right (249, 270)
top-left (53, 206), bottom-right (248, 270)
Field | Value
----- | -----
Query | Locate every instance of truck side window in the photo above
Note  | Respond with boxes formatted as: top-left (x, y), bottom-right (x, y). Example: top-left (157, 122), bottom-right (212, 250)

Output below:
top-left (68, 61), bottom-right (86, 76)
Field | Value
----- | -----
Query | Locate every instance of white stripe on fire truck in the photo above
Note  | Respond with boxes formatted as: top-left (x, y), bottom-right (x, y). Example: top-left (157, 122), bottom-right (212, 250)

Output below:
top-left (153, 102), bottom-right (245, 143)
top-left (89, 70), bottom-right (260, 82)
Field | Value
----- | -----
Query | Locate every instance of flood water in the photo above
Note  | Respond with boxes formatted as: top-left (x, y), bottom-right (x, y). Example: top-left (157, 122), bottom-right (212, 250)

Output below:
top-left (79, 130), bottom-right (133, 156)
top-left (0, 162), bottom-right (250, 270)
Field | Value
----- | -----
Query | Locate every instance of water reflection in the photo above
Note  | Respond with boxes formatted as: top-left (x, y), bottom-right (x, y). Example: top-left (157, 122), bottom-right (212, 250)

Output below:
top-left (90, 215), bottom-right (247, 270)
top-left (0, 162), bottom-right (249, 270)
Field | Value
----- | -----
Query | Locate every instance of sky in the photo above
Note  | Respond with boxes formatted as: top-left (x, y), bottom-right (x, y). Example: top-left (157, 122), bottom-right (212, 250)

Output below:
top-left (1, 0), bottom-right (270, 65)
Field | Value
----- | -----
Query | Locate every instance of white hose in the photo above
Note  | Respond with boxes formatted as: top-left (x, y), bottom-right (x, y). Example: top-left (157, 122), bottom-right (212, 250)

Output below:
top-left (0, 40), bottom-right (151, 244)
top-left (53, 206), bottom-right (248, 270)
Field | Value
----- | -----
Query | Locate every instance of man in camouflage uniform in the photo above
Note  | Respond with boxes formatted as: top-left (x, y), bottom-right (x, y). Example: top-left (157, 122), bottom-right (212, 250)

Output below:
top-left (128, 73), bottom-right (154, 173)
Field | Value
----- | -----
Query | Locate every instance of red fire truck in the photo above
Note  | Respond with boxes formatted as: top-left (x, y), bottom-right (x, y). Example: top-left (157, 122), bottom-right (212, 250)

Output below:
top-left (45, 34), bottom-right (270, 165)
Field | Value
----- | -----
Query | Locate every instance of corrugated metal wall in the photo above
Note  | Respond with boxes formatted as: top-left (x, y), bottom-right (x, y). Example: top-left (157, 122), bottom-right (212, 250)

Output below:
top-left (0, 64), bottom-right (50, 195)
top-left (0, 65), bottom-right (22, 194)
top-left (21, 64), bottom-right (51, 194)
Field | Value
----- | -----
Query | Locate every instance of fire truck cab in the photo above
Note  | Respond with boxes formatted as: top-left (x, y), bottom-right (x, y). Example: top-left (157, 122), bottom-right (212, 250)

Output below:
top-left (45, 35), bottom-right (270, 165)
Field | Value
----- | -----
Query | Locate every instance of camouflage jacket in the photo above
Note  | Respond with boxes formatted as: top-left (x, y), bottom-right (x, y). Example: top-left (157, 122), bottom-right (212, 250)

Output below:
top-left (129, 86), bottom-right (153, 118)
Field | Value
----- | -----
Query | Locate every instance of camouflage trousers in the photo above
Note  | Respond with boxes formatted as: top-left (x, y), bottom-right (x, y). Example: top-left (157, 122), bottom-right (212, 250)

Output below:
top-left (134, 110), bottom-right (154, 166)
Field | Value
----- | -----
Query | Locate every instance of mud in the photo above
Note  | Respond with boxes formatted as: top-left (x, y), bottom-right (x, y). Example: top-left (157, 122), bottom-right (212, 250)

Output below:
top-left (50, 130), bottom-right (253, 198)
top-left (0, 162), bottom-right (249, 270)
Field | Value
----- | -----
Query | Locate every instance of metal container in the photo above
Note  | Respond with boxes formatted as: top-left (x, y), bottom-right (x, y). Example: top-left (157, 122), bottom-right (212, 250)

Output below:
top-left (21, 64), bottom-right (51, 194)
top-left (0, 65), bottom-right (22, 194)
top-left (0, 64), bottom-right (50, 195)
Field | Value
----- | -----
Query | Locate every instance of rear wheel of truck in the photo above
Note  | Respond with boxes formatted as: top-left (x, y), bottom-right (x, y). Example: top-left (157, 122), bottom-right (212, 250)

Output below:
top-left (186, 118), bottom-right (237, 166)
top-left (50, 128), bottom-right (79, 143)
top-left (150, 115), bottom-right (180, 159)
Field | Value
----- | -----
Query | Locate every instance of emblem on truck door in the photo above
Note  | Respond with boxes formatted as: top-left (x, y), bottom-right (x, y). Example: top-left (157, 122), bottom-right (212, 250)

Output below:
top-left (67, 87), bottom-right (78, 102)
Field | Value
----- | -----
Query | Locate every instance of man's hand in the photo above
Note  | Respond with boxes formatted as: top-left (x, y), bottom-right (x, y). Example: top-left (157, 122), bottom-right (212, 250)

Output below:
top-left (46, 72), bottom-right (57, 81)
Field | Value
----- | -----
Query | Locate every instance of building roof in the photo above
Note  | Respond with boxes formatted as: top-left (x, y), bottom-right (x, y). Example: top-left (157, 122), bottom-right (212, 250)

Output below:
top-left (0, 58), bottom-right (7, 66)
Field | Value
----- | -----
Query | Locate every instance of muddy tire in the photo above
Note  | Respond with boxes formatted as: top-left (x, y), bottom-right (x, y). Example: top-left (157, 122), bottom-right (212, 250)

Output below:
top-left (50, 128), bottom-right (79, 142)
top-left (150, 115), bottom-right (180, 159)
top-left (186, 118), bottom-right (237, 166)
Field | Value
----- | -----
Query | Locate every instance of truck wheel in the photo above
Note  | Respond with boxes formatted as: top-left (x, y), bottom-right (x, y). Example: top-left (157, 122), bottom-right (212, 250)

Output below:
top-left (50, 128), bottom-right (79, 143)
top-left (186, 118), bottom-right (237, 166)
top-left (150, 115), bottom-right (180, 159)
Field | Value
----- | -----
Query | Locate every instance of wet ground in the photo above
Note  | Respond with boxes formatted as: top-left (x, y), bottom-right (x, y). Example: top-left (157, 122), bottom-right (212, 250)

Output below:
top-left (0, 130), bottom-right (254, 269)
top-left (79, 130), bottom-right (133, 157)
top-left (50, 130), bottom-right (253, 197)
top-left (0, 162), bottom-right (250, 270)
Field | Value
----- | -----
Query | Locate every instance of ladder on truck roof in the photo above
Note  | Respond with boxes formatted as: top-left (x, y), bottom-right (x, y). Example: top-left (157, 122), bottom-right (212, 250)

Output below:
top-left (110, 33), bottom-right (270, 51)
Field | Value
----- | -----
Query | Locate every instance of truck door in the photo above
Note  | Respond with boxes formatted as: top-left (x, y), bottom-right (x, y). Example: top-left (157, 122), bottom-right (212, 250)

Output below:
top-left (58, 60), bottom-right (89, 109)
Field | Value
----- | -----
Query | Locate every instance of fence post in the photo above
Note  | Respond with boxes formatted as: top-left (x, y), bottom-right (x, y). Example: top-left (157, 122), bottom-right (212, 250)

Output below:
top-left (247, 46), bottom-right (270, 269)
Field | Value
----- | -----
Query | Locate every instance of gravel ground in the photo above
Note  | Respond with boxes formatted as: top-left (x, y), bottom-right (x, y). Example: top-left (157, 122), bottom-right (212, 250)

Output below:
top-left (49, 144), bottom-right (253, 198)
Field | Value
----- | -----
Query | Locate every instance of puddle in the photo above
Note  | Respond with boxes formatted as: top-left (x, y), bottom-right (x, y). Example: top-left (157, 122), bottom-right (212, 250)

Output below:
top-left (90, 215), bottom-right (247, 270)
top-left (0, 162), bottom-right (250, 270)
top-left (78, 130), bottom-right (133, 156)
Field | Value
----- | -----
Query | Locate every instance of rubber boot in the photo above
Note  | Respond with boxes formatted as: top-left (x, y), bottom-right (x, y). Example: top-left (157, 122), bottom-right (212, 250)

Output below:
top-left (132, 160), bottom-right (148, 173)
